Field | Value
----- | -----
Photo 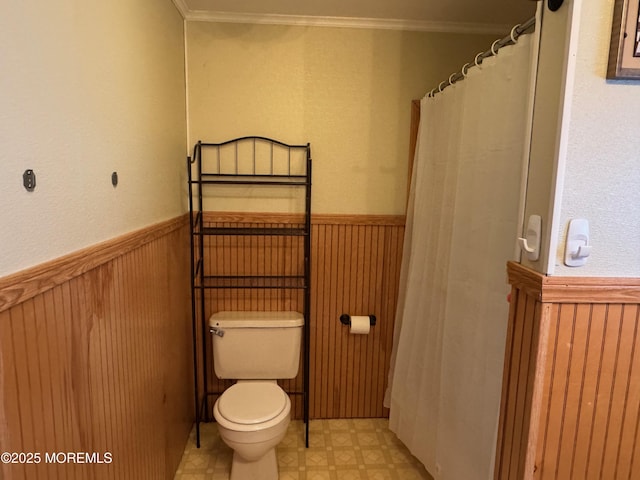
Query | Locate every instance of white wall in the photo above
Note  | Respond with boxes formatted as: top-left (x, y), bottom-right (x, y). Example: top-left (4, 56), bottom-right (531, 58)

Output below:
top-left (521, 0), bottom-right (640, 277)
top-left (186, 22), bottom-right (495, 215)
top-left (0, 0), bottom-right (186, 276)
top-left (520, 3), bottom-right (575, 274)
top-left (552, 0), bottom-right (640, 276)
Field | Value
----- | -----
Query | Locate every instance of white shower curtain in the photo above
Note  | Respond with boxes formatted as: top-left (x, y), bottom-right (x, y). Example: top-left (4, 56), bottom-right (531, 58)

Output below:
top-left (386, 33), bottom-right (537, 480)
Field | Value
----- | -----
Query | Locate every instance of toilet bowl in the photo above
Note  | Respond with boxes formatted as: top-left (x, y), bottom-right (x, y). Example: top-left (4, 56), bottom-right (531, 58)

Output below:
top-left (213, 381), bottom-right (291, 480)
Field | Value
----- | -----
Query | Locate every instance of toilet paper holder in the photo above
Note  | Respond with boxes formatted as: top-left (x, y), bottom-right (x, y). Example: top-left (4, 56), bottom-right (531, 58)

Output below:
top-left (340, 314), bottom-right (376, 327)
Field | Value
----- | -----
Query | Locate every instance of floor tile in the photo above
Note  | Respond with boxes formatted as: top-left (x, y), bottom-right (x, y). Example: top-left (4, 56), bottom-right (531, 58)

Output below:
top-left (174, 419), bottom-right (433, 480)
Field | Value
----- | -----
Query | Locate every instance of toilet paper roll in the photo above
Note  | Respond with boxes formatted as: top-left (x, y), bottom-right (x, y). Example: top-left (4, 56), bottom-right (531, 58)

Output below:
top-left (349, 316), bottom-right (370, 335)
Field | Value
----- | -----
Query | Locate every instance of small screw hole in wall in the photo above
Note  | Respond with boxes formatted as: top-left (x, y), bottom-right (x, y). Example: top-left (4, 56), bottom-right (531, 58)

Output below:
top-left (112, 172), bottom-right (118, 187)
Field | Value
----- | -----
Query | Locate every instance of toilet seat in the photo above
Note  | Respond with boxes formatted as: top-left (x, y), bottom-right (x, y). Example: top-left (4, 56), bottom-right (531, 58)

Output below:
top-left (214, 382), bottom-right (291, 432)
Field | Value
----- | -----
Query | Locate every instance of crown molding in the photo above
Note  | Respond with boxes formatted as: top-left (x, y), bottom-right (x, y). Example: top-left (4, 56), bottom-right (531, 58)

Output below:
top-left (172, 0), bottom-right (190, 18)
top-left (172, 4), bottom-right (511, 35)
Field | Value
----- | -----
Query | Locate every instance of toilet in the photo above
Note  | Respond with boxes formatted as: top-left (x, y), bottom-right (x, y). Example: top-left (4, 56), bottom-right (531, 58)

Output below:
top-left (209, 311), bottom-right (304, 480)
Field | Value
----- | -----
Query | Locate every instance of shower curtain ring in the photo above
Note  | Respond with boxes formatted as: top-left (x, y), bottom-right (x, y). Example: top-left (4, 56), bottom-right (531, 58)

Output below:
top-left (461, 63), bottom-right (471, 77)
top-left (438, 81), bottom-right (447, 92)
top-left (510, 24), bottom-right (521, 44)
top-left (448, 73), bottom-right (457, 85)
top-left (491, 39), bottom-right (501, 56)
top-left (474, 52), bottom-right (484, 67)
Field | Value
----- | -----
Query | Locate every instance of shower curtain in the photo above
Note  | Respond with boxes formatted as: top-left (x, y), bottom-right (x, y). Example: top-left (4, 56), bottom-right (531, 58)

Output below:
top-left (386, 32), bottom-right (537, 480)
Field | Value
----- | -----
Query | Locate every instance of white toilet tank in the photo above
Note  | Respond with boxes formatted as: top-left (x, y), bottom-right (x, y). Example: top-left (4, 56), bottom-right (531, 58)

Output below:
top-left (209, 311), bottom-right (304, 379)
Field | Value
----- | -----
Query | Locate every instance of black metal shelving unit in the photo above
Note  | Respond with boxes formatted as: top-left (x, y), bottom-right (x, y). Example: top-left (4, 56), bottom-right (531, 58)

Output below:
top-left (187, 136), bottom-right (312, 449)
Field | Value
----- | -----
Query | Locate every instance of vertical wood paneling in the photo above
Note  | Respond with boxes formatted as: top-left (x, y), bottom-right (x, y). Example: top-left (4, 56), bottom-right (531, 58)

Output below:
top-left (496, 262), bottom-right (640, 480)
top-left (0, 219), bottom-right (192, 480)
top-left (312, 220), bottom-right (403, 419)
top-left (513, 293), bottom-right (537, 480)
top-left (0, 309), bottom-right (25, 480)
top-left (616, 306), bottom-right (640, 479)
top-left (495, 286), bottom-right (547, 480)
top-left (559, 304), bottom-right (592, 480)
top-left (532, 303), bottom-right (640, 480)
top-left (200, 213), bottom-right (405, 420)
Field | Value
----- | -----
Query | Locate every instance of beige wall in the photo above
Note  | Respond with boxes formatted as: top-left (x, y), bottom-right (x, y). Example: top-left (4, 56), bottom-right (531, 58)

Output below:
top-left (0, 0), bottom-right (186, 276)
top-left (186, 22), bottom-right (495, 215)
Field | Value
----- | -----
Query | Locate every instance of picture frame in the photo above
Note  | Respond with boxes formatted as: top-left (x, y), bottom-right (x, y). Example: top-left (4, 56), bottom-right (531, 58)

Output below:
top-left (608, 0), bottom-right (640, 79)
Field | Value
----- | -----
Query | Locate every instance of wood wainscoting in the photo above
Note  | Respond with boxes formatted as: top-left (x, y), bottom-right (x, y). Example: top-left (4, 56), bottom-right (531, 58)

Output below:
top-left (0, 216), bottom-right (192, 480)
top-left (495, 261), bottom-right (640, 480)
top-left (199, 212), bottom-right (405, 420)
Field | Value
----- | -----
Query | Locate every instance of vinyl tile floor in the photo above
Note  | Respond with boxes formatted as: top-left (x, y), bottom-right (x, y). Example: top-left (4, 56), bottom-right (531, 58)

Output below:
top-left (174, 418), bottom-right (434, 480)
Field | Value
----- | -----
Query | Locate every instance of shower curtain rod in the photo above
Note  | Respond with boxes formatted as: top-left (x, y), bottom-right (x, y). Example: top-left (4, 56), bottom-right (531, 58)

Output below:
top-left (427, 16), bottom-right (536, 97)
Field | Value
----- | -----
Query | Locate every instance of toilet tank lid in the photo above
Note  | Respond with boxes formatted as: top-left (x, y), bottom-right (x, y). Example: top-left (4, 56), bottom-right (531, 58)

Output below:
top-left (209, 311), bottom-right (304, 328)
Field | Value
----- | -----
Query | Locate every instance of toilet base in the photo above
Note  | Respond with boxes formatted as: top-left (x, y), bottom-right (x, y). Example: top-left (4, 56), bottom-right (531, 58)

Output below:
top-left (230, 448), bottom-right (278, 480)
